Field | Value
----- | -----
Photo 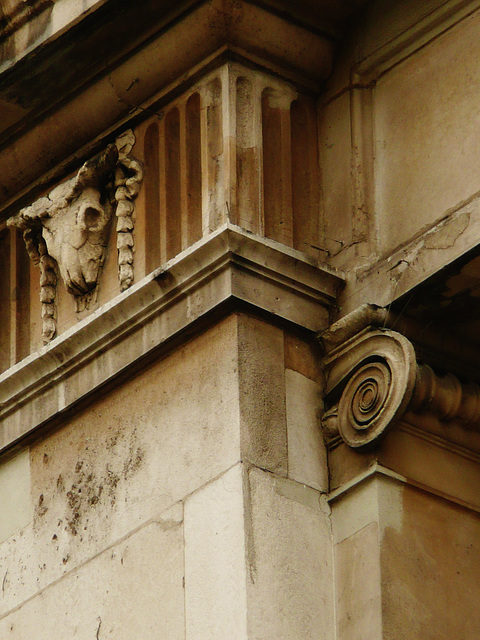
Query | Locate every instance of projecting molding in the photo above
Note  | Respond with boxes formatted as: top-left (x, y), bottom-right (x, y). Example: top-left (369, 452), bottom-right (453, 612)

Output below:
top-left (321, 305), bottom-right (480, 448)
top-left (0, 224), bottom-right (342, 454)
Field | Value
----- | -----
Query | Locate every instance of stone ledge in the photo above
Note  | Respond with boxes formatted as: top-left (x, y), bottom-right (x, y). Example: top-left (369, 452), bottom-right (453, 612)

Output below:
top-left (328, 458), bottom-right (480, 515)
top-left (340, 173), bottom-right (480, 316)
top-left (0, 224), bottom-right (343, 453)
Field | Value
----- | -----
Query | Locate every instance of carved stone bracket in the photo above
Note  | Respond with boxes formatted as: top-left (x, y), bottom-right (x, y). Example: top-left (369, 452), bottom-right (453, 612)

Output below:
top-left (322, 328), bottom-right (417, 448)
top-left (7, 130), bottom-right (143, 342)
top-left (321, 306), bottom-right (480, 448)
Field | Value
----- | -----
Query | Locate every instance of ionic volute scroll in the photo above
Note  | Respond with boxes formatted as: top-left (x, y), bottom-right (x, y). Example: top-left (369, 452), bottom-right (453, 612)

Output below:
top-left (7, 130), bottom-right (143, 343)
top-left (321, 328), bottom-right (417, 448)
top-left (320, 308), bottom-right (480, 449)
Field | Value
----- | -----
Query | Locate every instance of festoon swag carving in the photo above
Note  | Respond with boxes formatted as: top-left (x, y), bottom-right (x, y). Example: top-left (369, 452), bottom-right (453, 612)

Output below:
top-left (114, 130), bottom-right (143, 292)
top-left (7, 131), bottom-right (143, 343)
top-left (321, 306), bottom-right (480, 448)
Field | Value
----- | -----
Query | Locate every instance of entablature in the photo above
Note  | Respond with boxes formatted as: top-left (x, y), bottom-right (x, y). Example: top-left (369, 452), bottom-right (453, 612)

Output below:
top-left (0, 0), bottom-right (354, 216)
top-left (0, 58), bottom-right (330, 366)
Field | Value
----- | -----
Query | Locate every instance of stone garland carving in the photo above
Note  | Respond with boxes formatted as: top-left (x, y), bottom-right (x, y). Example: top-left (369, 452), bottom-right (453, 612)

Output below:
top-left (321, 325), bottom-right (480, 448)
top-left (37, 237), bottom-right (58, 342)
top-left (7, 130), bottom-right (143, 343)
top-left (114, 130), bottom-right (144, 292)
top-left (19, 230), bottom-right (58, 343)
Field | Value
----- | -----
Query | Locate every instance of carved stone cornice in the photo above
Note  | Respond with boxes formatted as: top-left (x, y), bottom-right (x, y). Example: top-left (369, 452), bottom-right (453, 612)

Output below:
top-left (0, 224), bottom-right (342, 455)
top-left (321, 305), bottom-right (480, 448)
top-left (0, 0), bottom-right (338, 216)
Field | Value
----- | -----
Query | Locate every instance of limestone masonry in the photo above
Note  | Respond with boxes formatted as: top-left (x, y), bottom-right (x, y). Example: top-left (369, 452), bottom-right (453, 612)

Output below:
top-left (0, 0), bottom-right (479, 637)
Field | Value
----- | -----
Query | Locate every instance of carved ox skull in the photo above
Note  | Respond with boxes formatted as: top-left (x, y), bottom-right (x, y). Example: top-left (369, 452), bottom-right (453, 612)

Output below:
top-left (9, 144), bottom-right (118, 297)
top-left (7, 132), bottom-right (142, 343)
top-left (41, 183), bottom-right (111, 297)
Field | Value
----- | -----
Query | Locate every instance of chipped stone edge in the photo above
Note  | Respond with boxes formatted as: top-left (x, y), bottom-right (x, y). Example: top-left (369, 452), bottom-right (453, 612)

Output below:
top-left (0, 223), bottom-right (344, 454)
top-left (340, 193), bottom-right (480, 314)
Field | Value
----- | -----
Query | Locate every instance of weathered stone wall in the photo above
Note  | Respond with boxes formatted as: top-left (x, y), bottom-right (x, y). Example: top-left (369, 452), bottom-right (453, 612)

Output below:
top-left (0, 314), bottom-right (333, 639)
top-left (319, 0), bottom-right (480, 313)
top-left (1, 1), bottom-right (480, 638)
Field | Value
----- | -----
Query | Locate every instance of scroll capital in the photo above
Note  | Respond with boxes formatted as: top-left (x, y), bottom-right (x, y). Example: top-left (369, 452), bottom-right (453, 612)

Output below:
top-left (321, 306), bottom-right (480, 449)
top-left (322, 328), bottom-right (417, 448)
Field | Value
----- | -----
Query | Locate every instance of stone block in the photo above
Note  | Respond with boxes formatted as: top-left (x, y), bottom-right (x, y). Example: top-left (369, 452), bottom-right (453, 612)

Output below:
top-left (381, 484), bottom-right (480, 639)
top-left (318, 91), bottom-right (353, 253)
top-left (334, 522), bottom-right (382, 640)
top-left (0, 504), bottom-right (185, 639)
top-left (286, 368), bottom-right (328, 491)
top-left (331, 475), bottom-right (395, 639)
top-left (0, 449), bottom-right (31, 544)
top-left (238, 315), bottom-right (287, 474)
top-left (375, 10), bottom-right (480, 254)
top-left (184, 463), bottom-right (248, 640)
top-left (284, 332), bottom-right (324, 384)
top-left (379, 427), bottom-right (480, 511)
top-left (246, 467), bottom-right (335, 640)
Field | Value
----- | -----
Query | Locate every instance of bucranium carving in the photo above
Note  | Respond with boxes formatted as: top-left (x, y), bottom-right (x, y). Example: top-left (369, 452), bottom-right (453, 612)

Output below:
top-left (7, 131), bottom-right (143, 343)
top-left (15, 144), bottom-right (118, 296)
